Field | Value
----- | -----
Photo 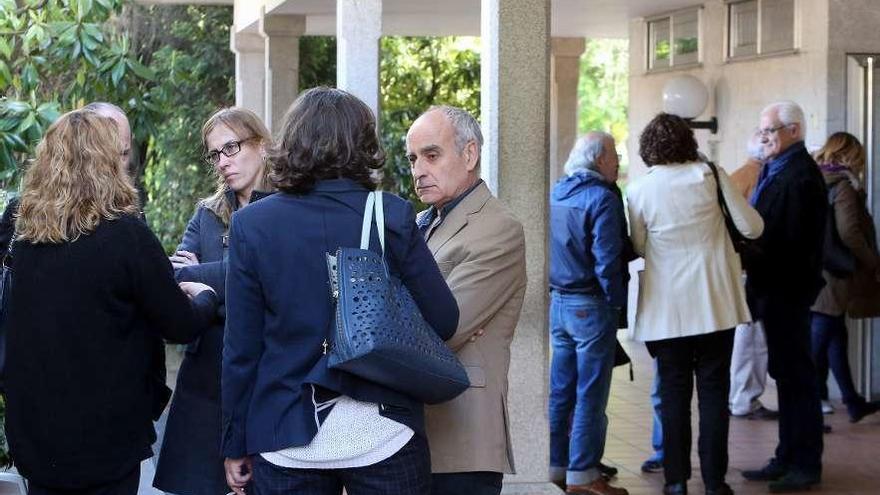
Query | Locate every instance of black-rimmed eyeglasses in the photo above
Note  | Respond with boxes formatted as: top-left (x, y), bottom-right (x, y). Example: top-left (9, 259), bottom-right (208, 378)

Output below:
top-left (757, 124), bottom-right (793, 137)
top-left (203, 138), bottom-right (254, 165)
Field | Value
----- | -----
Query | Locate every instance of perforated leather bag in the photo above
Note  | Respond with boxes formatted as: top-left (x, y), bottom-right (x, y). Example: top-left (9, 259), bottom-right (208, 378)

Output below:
top-left (326, 192), bottom-right (469, 404)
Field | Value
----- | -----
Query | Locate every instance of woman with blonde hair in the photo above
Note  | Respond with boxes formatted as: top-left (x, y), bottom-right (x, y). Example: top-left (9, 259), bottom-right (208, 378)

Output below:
top-left (3, 109), bottom-right (217, 495)
top-left (155, 107), bottom-right (274, 495)
top-left (811, 131), bottom-right (880, 422)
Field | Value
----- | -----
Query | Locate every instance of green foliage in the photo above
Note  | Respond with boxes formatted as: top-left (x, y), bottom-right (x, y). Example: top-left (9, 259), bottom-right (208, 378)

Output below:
top-left (0, 0), bottom-right (158, 194)
top-left (296, 36), bottom-right (481, 204)
top-left (299, 36), bottom-right (336, 89)
top-left (675, 37), bottom-right (698, 55)
top-left (137, 6), bottom-right (234, 251)
top-left (379, 37), bottom-right (480, 202)
top-left (578, 39), bottom-right (629, 175)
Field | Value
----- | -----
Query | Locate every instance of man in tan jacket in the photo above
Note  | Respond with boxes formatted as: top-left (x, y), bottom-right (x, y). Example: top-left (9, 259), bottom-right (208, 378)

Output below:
top-left (406, 106), bottom-right (527, 495)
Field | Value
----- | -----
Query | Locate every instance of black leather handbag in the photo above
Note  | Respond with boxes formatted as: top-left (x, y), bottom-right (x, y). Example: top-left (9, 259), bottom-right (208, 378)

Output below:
top-left (326, 192), bottom-right (469, 404)
top-left (823, 182), bottom-right (856, 277)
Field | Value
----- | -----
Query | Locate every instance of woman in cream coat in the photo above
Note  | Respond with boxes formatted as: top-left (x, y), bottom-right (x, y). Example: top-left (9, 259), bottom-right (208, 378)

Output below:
top-left (626, 113), bottom-right (763, 495)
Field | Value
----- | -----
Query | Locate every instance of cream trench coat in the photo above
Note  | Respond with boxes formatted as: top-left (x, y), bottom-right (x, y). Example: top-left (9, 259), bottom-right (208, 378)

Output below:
top-left (626, 162), bottom-right (764, 342)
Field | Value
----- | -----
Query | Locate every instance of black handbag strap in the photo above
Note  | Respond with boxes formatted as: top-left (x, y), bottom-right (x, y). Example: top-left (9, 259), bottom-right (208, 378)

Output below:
top-left (705, 162), bottom-right (745, 243)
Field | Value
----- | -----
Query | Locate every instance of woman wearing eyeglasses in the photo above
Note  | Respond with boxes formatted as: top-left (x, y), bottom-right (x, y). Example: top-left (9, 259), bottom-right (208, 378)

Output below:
top-left (154, 107), bottom-right (274, 495)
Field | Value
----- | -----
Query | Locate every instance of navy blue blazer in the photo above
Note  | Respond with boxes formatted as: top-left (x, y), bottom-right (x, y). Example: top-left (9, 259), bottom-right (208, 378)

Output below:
top-left (221, 179), bottom-right (459, 459)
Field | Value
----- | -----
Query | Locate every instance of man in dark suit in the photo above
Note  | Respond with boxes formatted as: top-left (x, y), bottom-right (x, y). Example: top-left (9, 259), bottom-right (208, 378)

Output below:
top-left (742, 101), bottom-right (826, 493)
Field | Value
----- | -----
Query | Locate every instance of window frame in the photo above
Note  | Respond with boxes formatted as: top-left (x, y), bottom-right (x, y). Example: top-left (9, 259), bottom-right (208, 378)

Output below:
top-left (724, 0), bottom-right (799, 62)
top-left (645, 6), bottom-right (704, 73)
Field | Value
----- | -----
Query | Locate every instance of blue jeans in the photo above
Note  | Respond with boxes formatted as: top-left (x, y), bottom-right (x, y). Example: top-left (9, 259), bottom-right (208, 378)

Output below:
top-left (810, 312), bottom-right (860, 405)
top-left (548, 292), bottom-right (618, 485)
top-left (649, 362), bottom-right (664, 463)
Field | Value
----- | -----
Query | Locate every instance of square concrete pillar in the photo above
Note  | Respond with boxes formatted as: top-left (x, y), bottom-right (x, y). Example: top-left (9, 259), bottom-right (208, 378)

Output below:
top-left (550, 38), bottom-right (585, 186)
top-left (481, 1), bottom-right (558, 493)
top-left (259, 9), bottom-right (305, 133)
top-left (336, 0), bottom-right (382, 118)
top-left (230, 28), bottom-right (266, 123)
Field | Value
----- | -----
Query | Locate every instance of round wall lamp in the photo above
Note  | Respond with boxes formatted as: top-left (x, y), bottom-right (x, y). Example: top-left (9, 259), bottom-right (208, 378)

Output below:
top-left (662, 75), bottom-right (718, 134)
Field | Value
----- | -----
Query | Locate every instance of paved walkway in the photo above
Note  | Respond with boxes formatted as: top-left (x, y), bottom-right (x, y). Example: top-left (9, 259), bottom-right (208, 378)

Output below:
top-left (604, 339), bottom-right (880, 495)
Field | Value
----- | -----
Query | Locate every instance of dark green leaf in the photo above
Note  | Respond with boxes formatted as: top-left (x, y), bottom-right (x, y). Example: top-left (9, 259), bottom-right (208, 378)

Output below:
top-left (16, 112), bottom-right (36, 134)
top-left (128, 59), bottom-right (155, 80)
top-left (111, 58), bottom-right (125, 86)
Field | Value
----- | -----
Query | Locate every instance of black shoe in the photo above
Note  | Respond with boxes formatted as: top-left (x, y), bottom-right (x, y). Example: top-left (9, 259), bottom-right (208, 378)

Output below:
top-left (705, 483), bottom-right (733, 495)
top-left (641, 459), bottom-right (663, 473)
top-left (744, 405), bottom-right (779, 421)
top-left (742, 458), bottom-right (788, 481)
top-left (663, 482), bottom-right (687, 495)
top-left (732, 405), bottom-right (779, 420)
top-left (848, 400), bottom-right (880, 423)
top-left (767, 470), bottom-right (820, 493)
top-left (598, 462), bottom-right (618, 479)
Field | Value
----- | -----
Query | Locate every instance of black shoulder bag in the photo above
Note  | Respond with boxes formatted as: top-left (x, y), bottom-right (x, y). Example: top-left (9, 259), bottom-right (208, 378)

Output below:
top-left (706, 162), bottom-right (755, 255)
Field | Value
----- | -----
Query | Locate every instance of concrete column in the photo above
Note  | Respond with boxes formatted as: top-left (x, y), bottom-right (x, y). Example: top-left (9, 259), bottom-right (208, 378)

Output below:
top-left (550, 38), bottom-right (585, 186)
top-left (259, 9), bottom-right (305, 133)
top-left (481, 1), bottom-right (556, 492)
top-left (336, 0), bottom-right (382, 117)
top-left (230, 28), bottom-right (266, 123)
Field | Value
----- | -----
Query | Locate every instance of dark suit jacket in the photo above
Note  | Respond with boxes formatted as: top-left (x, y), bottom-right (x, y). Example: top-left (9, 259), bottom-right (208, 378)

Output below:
top-left (744, 143), bottom-right (827, 316)
top-left (221, 179), bottom-right (459, 458)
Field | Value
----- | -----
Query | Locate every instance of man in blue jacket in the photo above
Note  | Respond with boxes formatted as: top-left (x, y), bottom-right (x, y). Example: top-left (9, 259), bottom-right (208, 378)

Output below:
top-left (548, 132), bottom-right (628, 495)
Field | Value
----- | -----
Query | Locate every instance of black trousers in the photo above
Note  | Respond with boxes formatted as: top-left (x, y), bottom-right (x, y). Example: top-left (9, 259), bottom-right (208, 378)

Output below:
top-left (431, 472), bottom-right (503, 495)
top-left (763, 302), bottom-right (824, 474)
top-left (27, 467), bottom-right (139, 495)
top-left (646, 329), bottom-right (734, 489)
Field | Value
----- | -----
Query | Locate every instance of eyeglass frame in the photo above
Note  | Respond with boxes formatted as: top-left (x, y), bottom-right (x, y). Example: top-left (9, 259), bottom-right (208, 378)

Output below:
top-left (203, 136), bottom-right (258, 166)
top-left (757, 123), bottom-right (795, 137)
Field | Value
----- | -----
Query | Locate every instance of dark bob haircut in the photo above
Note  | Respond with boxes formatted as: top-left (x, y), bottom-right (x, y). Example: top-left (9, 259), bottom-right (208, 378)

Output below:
top-left (638, 112), bottom-right (701, 166)
top-left (269, 87), bottom-right (386, 194)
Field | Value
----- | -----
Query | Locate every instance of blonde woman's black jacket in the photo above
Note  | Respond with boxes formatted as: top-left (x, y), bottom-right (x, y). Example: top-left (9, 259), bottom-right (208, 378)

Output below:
top-left (3, 215), bottom-right (217, 490)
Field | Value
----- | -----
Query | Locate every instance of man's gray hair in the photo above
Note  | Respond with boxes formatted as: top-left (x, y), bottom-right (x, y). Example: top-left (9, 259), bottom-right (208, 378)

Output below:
top-left (762, 100), bottom-right (806, 139)
top-left (82, 101), bottom-right (126, 117)
top-left (426, 105), bottom-right (483, 158)
top-left (564, 132), bottom-right (612, 176)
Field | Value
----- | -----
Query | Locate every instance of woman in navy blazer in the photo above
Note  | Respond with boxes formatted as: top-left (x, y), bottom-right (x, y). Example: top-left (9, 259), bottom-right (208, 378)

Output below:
top-left (221, 88), bottom-right (459, 495)
top-left (155, 107), bottom-right (274, 495)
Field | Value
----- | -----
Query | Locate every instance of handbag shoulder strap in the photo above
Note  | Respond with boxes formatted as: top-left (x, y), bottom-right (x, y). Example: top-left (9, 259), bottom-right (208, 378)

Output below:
top-left (359, 191), bottom-right (386, 254)
top-left (705, 162), bottom-right (740, 234)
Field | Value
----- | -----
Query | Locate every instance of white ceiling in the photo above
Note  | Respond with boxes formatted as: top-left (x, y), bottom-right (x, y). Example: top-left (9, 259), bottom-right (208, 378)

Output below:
top-left (265, 0), bottom-right (705, 38)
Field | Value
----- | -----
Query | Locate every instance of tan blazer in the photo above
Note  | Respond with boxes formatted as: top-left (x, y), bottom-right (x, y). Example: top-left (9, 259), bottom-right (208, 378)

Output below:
top-left (626, 162), bottom-right (764, 342)
top-left (730, 159), bottom-right (762, 200)
top-left (419, 182), bottom-right (526, 474)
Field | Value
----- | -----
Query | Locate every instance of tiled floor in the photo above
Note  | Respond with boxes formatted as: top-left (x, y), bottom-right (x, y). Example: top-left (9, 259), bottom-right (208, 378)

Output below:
top-left (602, 339), bottom-right (880, 495)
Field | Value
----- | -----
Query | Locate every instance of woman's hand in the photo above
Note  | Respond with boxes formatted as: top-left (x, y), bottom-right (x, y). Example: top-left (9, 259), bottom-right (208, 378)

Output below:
top-left (225, 456), bottom-right (253, 495)
top-left (170, 250), bottom-right (200, 269)
top-left (179, 281), bottom-right (215, 299)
